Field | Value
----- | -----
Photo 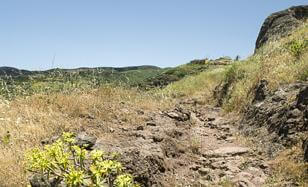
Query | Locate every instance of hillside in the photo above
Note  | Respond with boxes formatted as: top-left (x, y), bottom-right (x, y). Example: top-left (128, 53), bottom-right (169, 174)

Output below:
top-left (0, 59), bottom-right (229, 99)
top-left (0, 5), bottom-right (307, 187)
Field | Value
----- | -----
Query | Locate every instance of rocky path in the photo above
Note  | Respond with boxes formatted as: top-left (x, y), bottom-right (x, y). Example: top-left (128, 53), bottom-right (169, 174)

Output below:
top-left (94, 99), bottom-right (269, 187)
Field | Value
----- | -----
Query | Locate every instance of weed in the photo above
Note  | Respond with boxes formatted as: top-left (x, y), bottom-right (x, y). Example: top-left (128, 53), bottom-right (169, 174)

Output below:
top-left (218, 178), bottom-right (235, 187)
top-left (26, 132), bottom-right (139, 187)
top-left (287, 39), bottom-right (308, 59)
top-left (1, 131), bottom-right (10, 145)
top-left (189, 137), bottom-right (201, 154)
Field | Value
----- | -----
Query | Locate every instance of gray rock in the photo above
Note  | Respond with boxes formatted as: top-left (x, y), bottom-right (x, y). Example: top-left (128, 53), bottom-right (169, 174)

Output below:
top-left (75, 132), bottom-right (97, 150)
top-left (253, 80), bottom-right (268, 103)
top-left (204, 147), bottom-right (250, 158)
top-left (198, 168), bottom-right (210, 176)
top-left (208, 117), bottom-right (216, 121)
top-left (136, 126), bottom-right (144, 131)
top-left (296, 86), bottom-right (308, 110)
top-left (166, 108), bottom-right (190, 121)
top-left (241, 82), bottom-right (308, 159)
top-left (146, 121), bottom-right (157, 126)
top-left (41, 135), bottom-right (59, 145)
top-left (166, 112), bottom-right (180, 119)
top-left (29, 174), bottom-right (61, 187)
top-left (255, 5), bottom-right (308, 51)
top-left (152, 136), bottom-right (164, 143)
top-left (288, 109), bottom-right (302, 118)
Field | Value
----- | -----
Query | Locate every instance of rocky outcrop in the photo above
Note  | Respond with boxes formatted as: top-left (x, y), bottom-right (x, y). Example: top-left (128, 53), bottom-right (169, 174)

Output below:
top-left (240, 82), bottom-right (308, 159)
top-left (255, 5), bottom-right (308, 51)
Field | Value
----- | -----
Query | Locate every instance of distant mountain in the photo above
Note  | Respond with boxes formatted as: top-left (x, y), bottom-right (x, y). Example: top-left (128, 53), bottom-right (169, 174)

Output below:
top-left (0, 65), bottom-right (162, 77)
top-left (0, 66), bottom-right (33, 76)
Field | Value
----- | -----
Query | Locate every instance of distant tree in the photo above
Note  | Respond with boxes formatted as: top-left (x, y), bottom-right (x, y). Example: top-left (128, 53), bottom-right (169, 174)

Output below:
top-left (235, 55), bottom-right (241, 61)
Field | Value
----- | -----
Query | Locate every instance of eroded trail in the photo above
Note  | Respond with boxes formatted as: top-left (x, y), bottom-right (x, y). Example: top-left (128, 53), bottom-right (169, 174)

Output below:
top-left (94, 99), bottom-right (269, 187)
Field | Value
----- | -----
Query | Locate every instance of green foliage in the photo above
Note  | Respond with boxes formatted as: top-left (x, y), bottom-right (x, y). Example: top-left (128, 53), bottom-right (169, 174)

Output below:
top-left (224, 60), bottom-right (256, 84)
top-left (114, 174), bottom-right (136, 187)
top-left (0, 67), bottom-right (165, 99)
top-left (26, 132), bottom-right (139, 187)
top-left (145, 63), bottom-right (212, 89)
top-left (287, 39), bottom-right (308, 58)
top-left (299, 68), bottom-right (308, 81)
top-left (2, 131), bottom-right (11, 145)
top-left (224, 62), bottom-right (244, 84)
top-left (160, 67), bottom-right (225, 98)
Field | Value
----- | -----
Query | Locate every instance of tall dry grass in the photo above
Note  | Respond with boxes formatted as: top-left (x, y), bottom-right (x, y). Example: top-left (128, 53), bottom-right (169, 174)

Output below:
top-left (0, 86), bottom-right (171, 186)
top-left (222, 21), bottom-right (308, 112)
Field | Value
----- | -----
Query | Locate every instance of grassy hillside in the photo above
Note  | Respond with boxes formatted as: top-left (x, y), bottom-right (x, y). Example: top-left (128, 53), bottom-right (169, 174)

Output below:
top-left (0, 66), bottom-right (164, 99)
top-left (220, 20), bottom-right (308, 112)
top-left (160, 21), bottom-right (308, 110)
top-left (0, 59), bottom-right (228, 99)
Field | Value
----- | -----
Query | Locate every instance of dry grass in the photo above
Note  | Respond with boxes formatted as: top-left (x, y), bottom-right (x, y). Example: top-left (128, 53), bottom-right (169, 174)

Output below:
top-left (0, 86), bottom-right (171, 186)
top-left (222, 21), bottom-right (308, 112)
top-left (267, 145), bottom-right (308, 186)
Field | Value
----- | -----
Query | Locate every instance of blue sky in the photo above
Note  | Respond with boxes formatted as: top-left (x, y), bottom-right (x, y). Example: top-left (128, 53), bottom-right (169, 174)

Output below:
top-left (0, 1), bottom-right (307, 70)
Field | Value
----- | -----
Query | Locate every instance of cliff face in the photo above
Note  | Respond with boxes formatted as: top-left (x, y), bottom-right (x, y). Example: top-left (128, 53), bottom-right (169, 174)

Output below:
top-left (255, 5), bottom-right (308, 51)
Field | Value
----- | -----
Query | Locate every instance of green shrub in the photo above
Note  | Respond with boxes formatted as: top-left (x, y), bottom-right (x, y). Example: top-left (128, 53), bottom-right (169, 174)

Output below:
top-left (26, 132), bottom-right (139, 187)
top-left (287, 39), bottom-right (308, 58)
top-left (224, 62), bottom-right (245, 84)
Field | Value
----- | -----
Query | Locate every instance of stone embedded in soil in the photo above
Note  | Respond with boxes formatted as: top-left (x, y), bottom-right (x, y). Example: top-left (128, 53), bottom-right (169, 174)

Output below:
top-left (41, 132), bottom-right (97, 151)
top-left (109, 128), bottom-right (115, 133)
top-left (29, 174), bottom-right (61, 187)
top-left (207, 117), bottom-right (216, 121)
top-left (232, 167), bottom-right (267, 187)
top-left (152, 136), bottom-right (164, 143)
top-left (75, 132), bottom-right (97, 150)
top-left (146, 121), bottom-right (157, 126)
top-left (204, 146), bottom-right (250, 157)
top-left (198, 168), bottom-right (211, 176)
top-left (166, 112), bottom-right (180, 119)
top-left (166, 110), bottom-right (190, 121)
top-left (136, 126), bottom-right (144, 131)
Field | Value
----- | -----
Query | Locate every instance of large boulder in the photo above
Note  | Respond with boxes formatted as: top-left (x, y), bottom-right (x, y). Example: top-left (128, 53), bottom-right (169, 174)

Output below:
top-left (255, 5), bottom-right (308, 51)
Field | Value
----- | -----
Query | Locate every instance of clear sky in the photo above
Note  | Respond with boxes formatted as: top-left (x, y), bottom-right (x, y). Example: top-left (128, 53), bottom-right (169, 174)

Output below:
top-left (0, 1), bottom-right (307, 70)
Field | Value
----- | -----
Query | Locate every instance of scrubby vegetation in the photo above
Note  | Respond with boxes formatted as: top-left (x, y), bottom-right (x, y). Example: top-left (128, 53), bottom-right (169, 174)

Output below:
top-left (0, 86), bottom-right (171, 186)
top-left (26, 132), bottom-right (139, 187)
top-left (218, 21), bottom-right (308, 112)
top-left (0, 66), bottom-right (164, 100)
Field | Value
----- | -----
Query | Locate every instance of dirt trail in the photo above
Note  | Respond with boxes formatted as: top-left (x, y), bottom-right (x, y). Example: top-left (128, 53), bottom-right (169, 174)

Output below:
top-left (94, 99), bottom-right (269, 187)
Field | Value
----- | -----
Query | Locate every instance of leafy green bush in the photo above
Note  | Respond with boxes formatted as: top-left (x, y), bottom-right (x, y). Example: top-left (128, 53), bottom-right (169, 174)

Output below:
top-left (26, 132), bottom-right (139, 187)
top-left (287, 39), bottom-right (308, 58)
top-left (224, 61), bottom-right (247, 84)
